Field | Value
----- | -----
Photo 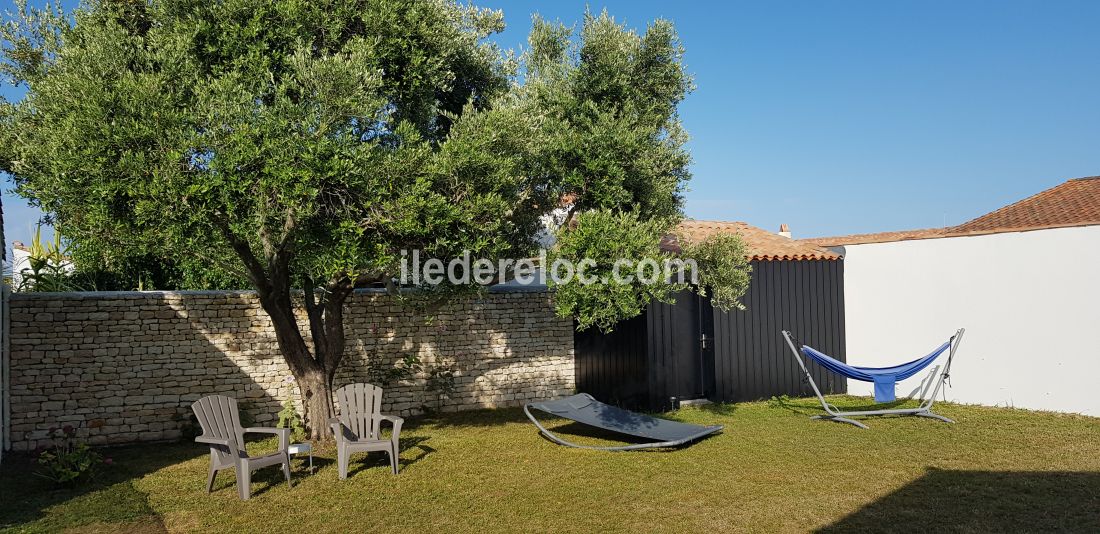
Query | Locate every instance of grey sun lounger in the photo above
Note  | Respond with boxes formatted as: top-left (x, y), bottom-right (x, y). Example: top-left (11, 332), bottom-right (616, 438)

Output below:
top-left (524, 393), bottom-right (723, 451)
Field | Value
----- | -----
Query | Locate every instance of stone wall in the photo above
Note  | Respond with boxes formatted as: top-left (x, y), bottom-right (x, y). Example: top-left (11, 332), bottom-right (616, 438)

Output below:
top-left (6, 289), bottom-right (574, 451)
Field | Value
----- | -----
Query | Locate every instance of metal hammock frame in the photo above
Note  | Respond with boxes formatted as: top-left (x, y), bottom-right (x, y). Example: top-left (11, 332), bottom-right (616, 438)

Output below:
top-left (781, 328), bottom-right (965, 429)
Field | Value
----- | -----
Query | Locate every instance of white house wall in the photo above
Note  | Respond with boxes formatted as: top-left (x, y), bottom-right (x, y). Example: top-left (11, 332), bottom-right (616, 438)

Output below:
top-left (838, 225), bottom-right (1100, 416)
top-left (9, 249), bottom-right (29, 290)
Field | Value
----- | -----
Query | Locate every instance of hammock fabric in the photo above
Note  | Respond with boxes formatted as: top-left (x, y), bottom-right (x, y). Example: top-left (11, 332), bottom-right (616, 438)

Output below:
top-left (800, 341), bottom-right (952, 402)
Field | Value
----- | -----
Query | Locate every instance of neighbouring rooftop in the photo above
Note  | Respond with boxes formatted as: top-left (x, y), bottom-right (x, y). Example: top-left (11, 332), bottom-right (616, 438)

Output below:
top-left (803, 176), bottom-right (1100, 247)
top-left (663, 220), bottom-right (841, 261)
top-left (952, 176), bottom-right (1100, 233)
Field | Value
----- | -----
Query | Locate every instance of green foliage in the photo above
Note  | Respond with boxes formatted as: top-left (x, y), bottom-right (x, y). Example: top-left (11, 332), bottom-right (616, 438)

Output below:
top-left (365, 351), bottom-right (456, 403)
top-left (425, 366), bottom-right (457, 398)
top-left (14, 225), bottom-right (83, 292)
top-left (276, 400), bottom-right (308, 443)
top-left (1, 0), bottom-right (533, 291)
top-left (529, 11), bottom-right (752, 331)
top-left (549, 209), bottom-right (682, 332)
top-left (35, 425), bottom-right (105, 487)
top-left (15, 225), bottom-right (204, 292)
top-left (2, 1), bottom-right (702, 308)
top-left (366, 353), bottom-right (422, 387)
top-left (67, 246), bottom-right (246, 291)
top-left (524, 10), bottom-right (693, 221)
top-left (549, 211), bottom-right (753, 330)
top-left (0, 0), bottom-right (749, 421)
top-left (0, 0), bottom-right (550, 433)
top-left (423, 363), bottom-right (457, 412)
top-left (680, 232), bottom-right (752, 312)
top-left (275, 376), bottom-right (308, 442)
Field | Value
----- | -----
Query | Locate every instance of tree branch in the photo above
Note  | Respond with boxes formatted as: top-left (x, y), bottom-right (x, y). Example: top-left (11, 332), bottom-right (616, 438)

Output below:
top-left (302, 274), bottom-right (328, 365)
top-left (212, 217), bottom-right (270, 293)
top-left (560, 202), bottom-right (581, 230)
top-left (318, 273), bottom-right (355, 373)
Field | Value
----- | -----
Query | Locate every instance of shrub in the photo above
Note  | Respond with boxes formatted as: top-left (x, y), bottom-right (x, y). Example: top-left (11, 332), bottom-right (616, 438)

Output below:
top-left (36, 425), bottom-right (106, 487)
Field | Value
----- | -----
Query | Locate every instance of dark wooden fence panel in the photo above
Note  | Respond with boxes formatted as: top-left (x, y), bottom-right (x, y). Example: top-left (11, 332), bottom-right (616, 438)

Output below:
top-left (573, 313), bottom-right (649, 408)
top-left (712, 260), bottom-right (846, 402)
top-left (575, 259), bottom-right (846, 409)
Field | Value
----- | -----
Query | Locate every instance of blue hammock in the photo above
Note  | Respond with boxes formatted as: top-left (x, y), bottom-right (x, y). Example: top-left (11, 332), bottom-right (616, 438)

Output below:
top-left (800, 341), bottom-right (952, 402)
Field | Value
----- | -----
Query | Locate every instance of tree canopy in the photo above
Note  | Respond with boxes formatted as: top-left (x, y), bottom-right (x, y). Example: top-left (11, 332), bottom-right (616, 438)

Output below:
top-left (1, 0), bottom-right (751, 437)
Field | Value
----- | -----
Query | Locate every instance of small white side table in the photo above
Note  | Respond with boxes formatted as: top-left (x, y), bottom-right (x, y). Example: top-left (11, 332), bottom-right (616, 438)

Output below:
top-left (287, 442), bottom-right (314, 474)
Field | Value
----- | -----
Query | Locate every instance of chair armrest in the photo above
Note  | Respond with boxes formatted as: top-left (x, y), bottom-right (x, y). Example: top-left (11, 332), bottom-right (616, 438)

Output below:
top-left (243, 427), bottom-right (291, 451)
top-left (195, 435), bottom-right (232, 446)
top-left (328, 417), bottom-right (347, 443)
top-left (243, 427), bottom-right (289, 435)
top-left (378, 414), bottom-right (403, 443)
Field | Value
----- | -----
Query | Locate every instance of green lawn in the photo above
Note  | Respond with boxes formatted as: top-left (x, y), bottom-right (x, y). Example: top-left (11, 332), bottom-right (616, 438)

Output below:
top-left (2, 396), bottom-right (1099, 533)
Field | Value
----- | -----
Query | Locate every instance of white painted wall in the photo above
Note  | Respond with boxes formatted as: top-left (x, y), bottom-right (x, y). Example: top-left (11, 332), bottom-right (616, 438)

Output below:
top-left (9, 248), bottom-right (30, 291)
top-left (838, 225), bottom-right (1100, 416)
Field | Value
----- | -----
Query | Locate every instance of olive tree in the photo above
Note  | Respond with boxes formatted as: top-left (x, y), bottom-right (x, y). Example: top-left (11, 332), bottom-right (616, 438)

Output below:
top-left (1, 1), bottom-right (750, 437)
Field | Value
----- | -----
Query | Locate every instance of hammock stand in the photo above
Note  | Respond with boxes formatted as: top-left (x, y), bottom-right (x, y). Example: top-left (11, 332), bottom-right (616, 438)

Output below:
top-left (781, 328), bottom-right (965, 429)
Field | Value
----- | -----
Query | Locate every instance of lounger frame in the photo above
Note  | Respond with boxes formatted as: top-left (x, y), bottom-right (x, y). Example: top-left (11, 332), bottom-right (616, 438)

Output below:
top-left (523, 393), bottom-right (722, 451)
top-left (781, 328), bottom-right (965, 429)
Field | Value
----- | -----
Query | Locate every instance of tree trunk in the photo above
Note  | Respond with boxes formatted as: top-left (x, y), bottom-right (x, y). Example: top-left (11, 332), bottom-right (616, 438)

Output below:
top-left (257, 286), bottom-right (335, 440)
top-left (297, 369), bottom-right (334, 440)
top-left (219, 223), bottom-right (353, 441)
top-left (264, 305), bottom-right (332, 440)
top-left (257, 276), bottom-right (355, 441)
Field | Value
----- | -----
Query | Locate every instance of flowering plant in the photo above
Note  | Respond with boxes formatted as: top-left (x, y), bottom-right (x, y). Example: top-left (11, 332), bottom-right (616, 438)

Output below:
top-left (36, 425), bottom-right (107, 486)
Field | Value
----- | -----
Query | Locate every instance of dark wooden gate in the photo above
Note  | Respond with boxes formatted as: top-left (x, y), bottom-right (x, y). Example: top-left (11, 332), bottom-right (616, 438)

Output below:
top-left (645, 290), bottom-right (714, 408)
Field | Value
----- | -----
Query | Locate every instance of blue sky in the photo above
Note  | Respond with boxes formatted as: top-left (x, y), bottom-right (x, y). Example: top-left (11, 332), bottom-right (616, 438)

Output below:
top-left (4, 1), bottom-right (1099, 247)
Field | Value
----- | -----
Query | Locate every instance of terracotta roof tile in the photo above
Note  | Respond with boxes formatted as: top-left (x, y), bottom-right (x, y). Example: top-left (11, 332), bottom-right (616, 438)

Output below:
top-left (801, 176), bottom-right (1100, 247)
top-left (803, 228), bottom-right (951, 247)
top-left (952, 176), bottom-right (1100, 233)
top-left (664, 220), bottom-right (840, 261)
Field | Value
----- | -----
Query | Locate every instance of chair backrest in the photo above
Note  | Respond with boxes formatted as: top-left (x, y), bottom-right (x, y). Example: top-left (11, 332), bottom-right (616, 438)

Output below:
top-left (191, 395), bottom-right (246, 460)
top-left (334, 383), bottom-right (384, 440)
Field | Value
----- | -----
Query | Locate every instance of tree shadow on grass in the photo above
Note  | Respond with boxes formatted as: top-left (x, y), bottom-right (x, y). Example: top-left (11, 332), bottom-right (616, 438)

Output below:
top-left (0, 442), bottom-right (204, 532)
top-left (656, 403), bottom-right (737, 423)
top-left (342, 436), bottom-right (435, 478)
top-left (695, 403), bottom-right (738, 417)
top-left (208, 464), bottom-right (292, 499)
top-left (412, 406), bottom-right (533, 429)
top-left (818, 469), bottom-right (1100, 533)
